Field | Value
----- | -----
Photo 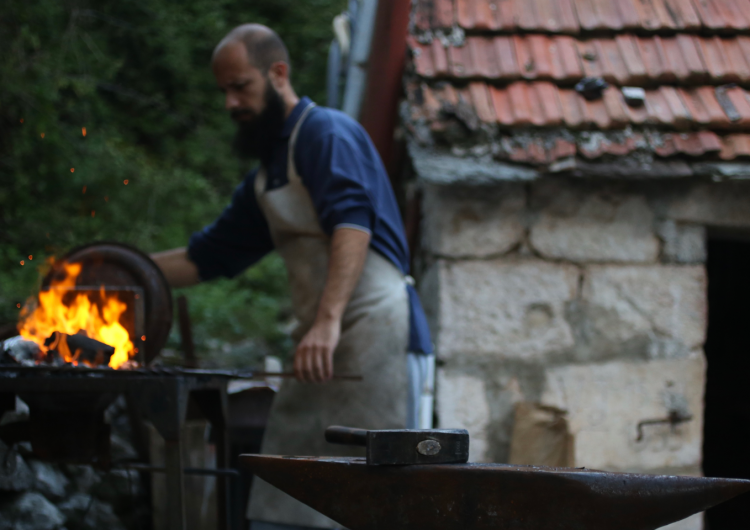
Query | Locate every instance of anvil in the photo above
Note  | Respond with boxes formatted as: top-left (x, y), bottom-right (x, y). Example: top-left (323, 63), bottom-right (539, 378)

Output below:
top-left (241, 428), bottom-right (750, 530)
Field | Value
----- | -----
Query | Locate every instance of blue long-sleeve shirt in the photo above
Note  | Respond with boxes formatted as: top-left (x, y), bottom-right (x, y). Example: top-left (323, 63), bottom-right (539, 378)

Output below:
top-left (188, 97), bottom-right (432, 354)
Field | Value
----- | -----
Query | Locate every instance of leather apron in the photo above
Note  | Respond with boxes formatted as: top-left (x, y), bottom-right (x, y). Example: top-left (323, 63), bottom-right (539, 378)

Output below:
top-left (247, 103), bottom-right (409, 528)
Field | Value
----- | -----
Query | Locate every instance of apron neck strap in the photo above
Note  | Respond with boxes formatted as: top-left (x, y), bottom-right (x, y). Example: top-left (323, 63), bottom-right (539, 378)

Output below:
top-left (289, 102), bottom-right (317, 152)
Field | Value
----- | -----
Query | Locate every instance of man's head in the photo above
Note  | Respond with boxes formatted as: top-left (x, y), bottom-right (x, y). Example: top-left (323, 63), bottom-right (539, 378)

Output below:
top-left (212, 24), bottom-right (295, 160)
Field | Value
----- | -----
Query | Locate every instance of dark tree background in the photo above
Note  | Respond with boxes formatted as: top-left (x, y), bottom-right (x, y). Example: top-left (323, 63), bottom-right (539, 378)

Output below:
top-left (0, 0), bottom-right (346, 366)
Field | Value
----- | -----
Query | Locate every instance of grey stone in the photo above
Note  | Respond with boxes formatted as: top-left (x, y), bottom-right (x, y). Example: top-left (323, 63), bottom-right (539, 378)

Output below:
top-left (62, 465), bottom-right (101, 494)
top-left (0, 492), bottom-right (65, 530)
top-left (435, 258), bottom-right (579, 361)
top-left (657, 220), bottom-right (707, 264)
top-left (421, 184), bottom-right (525, 258)
top-left (540, 357), bottom-right (706, 473)
top-left (409, 142), bottom-right (539, 185)
top-left (28, 461), bottom-right (69, 501)
top-left (0, 441), bottom-right (34, 492)
top-left (58, 493), bottom-right (126, 530)
top-left (581, 265), bottom-right (707, 350)
top-left (436, 370), bottom-right (491, 462)
top-left (657, 221), bottom-right (706, 264)
top-left (667, 182), bottom-right (750, 227)
top-left (529, 182), bottom-right (660, 263)
top-left (109, 433), bottom-right (137, 462)
top-left (95, 469), bottom-right (142, 502)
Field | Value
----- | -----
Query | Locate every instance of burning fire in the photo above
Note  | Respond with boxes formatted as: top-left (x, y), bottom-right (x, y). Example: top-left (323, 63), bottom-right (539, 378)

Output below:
top-left (17, 262), bottom-right (135, 369)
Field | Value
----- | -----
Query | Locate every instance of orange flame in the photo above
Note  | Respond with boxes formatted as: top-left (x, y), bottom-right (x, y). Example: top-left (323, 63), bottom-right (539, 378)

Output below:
top-left (17, 262), bottom-right (135, 369)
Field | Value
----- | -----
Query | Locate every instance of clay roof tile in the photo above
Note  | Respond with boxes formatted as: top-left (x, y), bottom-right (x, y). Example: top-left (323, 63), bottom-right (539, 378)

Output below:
top-left (559, 89), bottom-right (585, 128)
top-left (493, 36), bottom-right (521, 79)
top-left (489, 86), bottom-right (515, 125)
top-left (535, 82), bottom-right (564, 125)
top-left (469, 82), bottom-right (497, 123)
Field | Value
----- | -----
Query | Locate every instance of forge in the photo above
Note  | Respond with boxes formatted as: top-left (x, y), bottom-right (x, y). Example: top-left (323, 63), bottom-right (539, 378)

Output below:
top-left (0, 243), bottom-right (237, 530)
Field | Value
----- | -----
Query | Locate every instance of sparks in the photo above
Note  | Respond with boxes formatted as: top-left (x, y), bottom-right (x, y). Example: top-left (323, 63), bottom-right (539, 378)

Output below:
top-left (40, 133), bottom-right (45, 139)
top-left (71, 168), bottom-right (75, 173)
top-left (82, 127), bottom-right (87, 137)
top-left (141, 335), bottom-right (146, 341)
top-left (28, 255), bottom-right (33, 260)
top-left (17, 303), bottom-right (21, 308)
top-left (123, 179), bottom-right (129, 185)
top-left (20, 260), bottom-right (25, 266)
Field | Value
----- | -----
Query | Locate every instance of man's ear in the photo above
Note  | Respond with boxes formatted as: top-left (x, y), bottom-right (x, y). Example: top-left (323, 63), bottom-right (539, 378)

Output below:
top-left (267, 61), bottom-right (289, 91)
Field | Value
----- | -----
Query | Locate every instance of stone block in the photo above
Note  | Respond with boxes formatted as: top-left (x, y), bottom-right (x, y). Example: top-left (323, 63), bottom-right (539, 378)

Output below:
top-left (0, 491), bottom-right (65, 530)
top-left (59, 493), bottom-right (126, 530)
top-left (667, 182), bottom-right (750, 227)
top-left (582, 265), bottom-right (707, 350)
top-left (657, 221), bottom-right (706, 264)
top-left (0, 441), bottom-right (33, 492)
top-left (529, 181), bottom-right (660, 263)
top-left (28, 460), bottom-right (69, 501)
top-left (437, 370), bottom-right (490, 462)
top-left (436, 259), bottom-right (579, 360)
top-left (421, 183), bottom-right (525, 258)
top-left (540, 357), bottom-right (706, 473)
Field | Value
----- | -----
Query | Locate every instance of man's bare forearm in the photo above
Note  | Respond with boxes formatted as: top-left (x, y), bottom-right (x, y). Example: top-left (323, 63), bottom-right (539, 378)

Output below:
top-left (150, 247), bottom-right (201, 288)
top-left (294, 227), bottom-right (370, 382)
top-left (315, 227), bottom-right (371, 324)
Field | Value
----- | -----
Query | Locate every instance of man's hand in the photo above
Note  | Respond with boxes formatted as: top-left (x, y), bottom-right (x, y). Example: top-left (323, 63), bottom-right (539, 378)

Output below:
top-left (294, 317), bottom-right (341, 382)
top-left (292, 227), bottom-right (370, 383)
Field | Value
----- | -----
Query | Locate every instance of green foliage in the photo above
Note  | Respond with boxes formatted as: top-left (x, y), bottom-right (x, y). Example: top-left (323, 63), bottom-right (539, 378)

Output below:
top-left (0, 0), bottom-right (344, 364)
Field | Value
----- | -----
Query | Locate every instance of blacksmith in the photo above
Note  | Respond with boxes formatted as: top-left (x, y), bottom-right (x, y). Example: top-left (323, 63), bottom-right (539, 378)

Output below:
top-left (152, 24), bottom-right (433, 530)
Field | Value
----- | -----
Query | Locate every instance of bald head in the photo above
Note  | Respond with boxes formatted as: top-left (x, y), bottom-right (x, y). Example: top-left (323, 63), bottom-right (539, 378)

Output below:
top-left (213, 24), bottom-right (290, 75)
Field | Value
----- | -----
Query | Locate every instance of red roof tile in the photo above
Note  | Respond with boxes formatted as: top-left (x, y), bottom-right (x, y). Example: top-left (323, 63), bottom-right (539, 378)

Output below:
top-left (410, 35), bottom-right (750, 87)
top-left (493, 37), bottom-right (521, 79)
top-left (407, 0), bottom-right (750, 163)
top-left (414, 81), bottom-right (750, 130)
top-left (412, 0), bottom-right (750, 33)
top-left (720, 133), bottom-right (750, 158)
top-left (468, 82), bottom-right (496, 122)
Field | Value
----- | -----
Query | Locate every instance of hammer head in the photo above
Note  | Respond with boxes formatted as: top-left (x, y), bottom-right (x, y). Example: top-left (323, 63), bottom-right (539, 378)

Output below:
top-left (325, 426), bottom-right (469, 465)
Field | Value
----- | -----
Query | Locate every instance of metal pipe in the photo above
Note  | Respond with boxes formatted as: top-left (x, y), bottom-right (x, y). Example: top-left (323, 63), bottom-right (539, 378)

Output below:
top-left (116, 462), bottom-right (241, 478)
top-left (342, 0), bottom-right (379, 120)
top-left (0, 365), bottom-right (363, 381)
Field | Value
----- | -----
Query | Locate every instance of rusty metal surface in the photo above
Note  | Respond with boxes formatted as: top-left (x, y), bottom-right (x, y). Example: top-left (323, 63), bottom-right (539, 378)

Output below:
top-left (44, 242), bottom-right (173, 364)
top-left (240, 455), bottom-right (750, 530)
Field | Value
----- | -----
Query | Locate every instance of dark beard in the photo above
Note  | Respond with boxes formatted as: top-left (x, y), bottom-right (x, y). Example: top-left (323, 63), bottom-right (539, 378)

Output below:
top-left (231, 83), bottom-right (287, 164)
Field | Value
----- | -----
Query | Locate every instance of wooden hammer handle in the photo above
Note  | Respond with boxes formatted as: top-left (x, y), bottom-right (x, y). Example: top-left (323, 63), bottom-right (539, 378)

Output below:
top-left (325, 426), bottom-right (367, 446)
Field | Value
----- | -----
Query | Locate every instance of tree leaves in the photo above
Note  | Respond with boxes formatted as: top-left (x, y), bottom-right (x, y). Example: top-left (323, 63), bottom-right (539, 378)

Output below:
top-left (1, 0), bottom-right (344, 364)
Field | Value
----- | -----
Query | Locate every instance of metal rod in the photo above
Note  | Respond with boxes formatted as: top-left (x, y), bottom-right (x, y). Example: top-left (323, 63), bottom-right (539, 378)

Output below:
top-left (176, 295), bottom-right (199, 368)
top-left (117, 462), bottom-right (241, 478)
top-left (0, 365), bottom-right (363, 381)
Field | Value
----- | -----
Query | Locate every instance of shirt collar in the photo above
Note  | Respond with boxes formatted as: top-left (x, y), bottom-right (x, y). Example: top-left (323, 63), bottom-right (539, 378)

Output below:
top-left (280, 96), bottom-right (313, 139)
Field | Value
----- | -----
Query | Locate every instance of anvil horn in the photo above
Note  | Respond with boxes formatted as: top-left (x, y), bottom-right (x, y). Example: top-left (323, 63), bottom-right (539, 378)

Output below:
top-left (241, 455), bottom-right (750, 530)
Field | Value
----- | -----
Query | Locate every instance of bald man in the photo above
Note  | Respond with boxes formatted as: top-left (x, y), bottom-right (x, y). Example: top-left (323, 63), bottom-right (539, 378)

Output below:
top-left (152, 25), bottom-right (433, 530)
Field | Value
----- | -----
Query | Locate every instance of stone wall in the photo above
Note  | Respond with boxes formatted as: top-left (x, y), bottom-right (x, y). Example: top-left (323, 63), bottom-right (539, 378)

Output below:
top-left (0, 397), bottom-right (148, 530)
top-left (421, 178), bottom-right (750, 487)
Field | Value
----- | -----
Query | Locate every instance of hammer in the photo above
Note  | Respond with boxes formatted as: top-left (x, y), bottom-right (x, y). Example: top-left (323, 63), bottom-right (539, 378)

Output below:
top-left (325, 425), bottom-right (469, 466)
